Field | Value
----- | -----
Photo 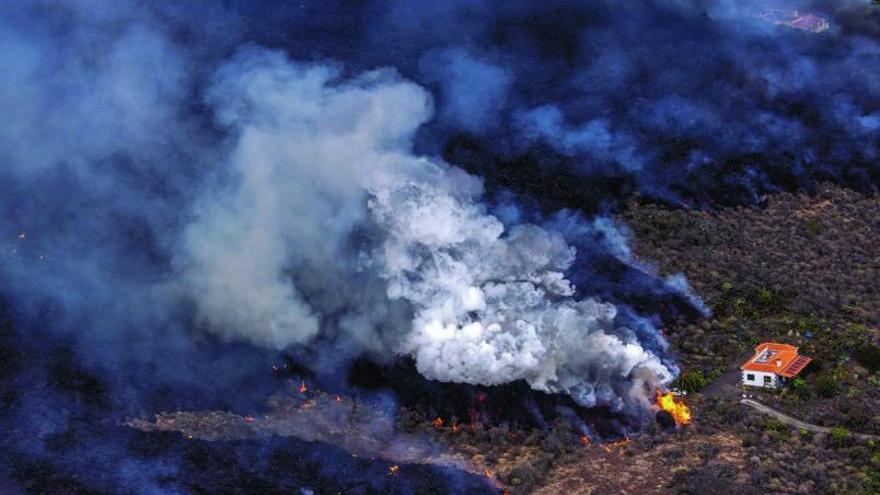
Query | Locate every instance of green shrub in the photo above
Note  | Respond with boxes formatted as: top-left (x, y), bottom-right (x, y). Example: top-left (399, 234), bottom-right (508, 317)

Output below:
top-left (815, 372), bottom-right (840, 398)
top-left (674, 369), bottom-right (709, 394)
top-left (803, 218), bottom-right (824, 236)
top-left (790, 377), bottom-right (807, 397)
top-left (855, 345), bottom-right (880, 373)
top-left (861, 468), bottom-right (880, 493)
top-left (706, 367), bottom-right (725, 382)
top-left (832, 364), bottom-right (849, 381)
top-left (764, 417), bottom-right (786, 432)
top-left (848, 323), bottom-right (873, 343)
top-left (830, 426), bottom-right (853, 448)
top-left (793, 314), bottom-right (818, 333)
top-left (754, 287), bottom-right (775, 306)
top-left (763, 418), bottom-right (792, 440)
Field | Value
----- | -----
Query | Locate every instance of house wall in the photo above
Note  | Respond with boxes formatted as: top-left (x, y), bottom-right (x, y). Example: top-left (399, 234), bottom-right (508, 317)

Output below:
top-left (742, 370), bottom-right (780, 388)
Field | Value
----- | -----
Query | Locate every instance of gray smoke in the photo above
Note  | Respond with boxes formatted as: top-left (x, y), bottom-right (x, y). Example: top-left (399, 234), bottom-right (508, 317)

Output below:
top-left (179, 47), bottom-right (675, 411)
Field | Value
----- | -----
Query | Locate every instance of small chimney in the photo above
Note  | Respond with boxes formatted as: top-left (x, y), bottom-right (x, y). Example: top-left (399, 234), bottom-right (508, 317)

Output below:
top-left (775, 359), bottom-right (782, 367)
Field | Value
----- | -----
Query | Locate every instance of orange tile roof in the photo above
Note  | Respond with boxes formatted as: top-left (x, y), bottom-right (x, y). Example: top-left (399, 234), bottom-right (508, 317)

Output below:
top-left (740, 342), bottom-right (811, 378)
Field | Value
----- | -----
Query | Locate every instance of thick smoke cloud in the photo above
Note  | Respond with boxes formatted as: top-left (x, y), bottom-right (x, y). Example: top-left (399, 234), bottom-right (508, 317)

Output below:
top-left (419, 48), bottom-right (512, 133)
top-left (0, 0), bottom-right (687, 419)
top-left (364, 0), bottom-right (880, 205)
top-left (180, 47), bottom-right (675, 409)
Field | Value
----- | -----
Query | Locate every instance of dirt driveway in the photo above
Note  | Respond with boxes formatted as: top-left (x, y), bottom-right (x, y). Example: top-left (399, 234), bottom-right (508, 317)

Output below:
top-left (701, 351), bottom-right (753, 398)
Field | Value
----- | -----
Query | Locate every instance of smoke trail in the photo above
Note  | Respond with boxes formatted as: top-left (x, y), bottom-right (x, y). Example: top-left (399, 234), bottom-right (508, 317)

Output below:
top-left (369, 0), bottom-right (880, 205)
top-left (179, 47), bottom-right (676, 410)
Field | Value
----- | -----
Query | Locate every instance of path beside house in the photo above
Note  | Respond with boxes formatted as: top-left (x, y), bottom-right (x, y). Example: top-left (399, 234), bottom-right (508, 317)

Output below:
top-left (702, 350), bottom-right (754, 398)
top-left (740, 398), bottom-right (880, 440)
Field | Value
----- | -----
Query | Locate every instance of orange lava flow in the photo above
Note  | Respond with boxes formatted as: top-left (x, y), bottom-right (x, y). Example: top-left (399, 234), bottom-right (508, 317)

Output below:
top-left (656, 390), bottom-right (692, 425)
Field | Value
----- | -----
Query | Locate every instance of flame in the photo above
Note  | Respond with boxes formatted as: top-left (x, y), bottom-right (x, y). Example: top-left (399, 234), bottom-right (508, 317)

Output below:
top-left (388, 465), bottom-right (399, 476)
top-left (579, 435), bottom-right (591, 446)
top-left (600, 436), bottom-right (629, 453)
top-left (656, 390), bottom-right (691, 425)
top-left (335, 394), bottom-right (342, 403)
top-left (299, 380), bottom-right (308, 393)
top-left (432, 417), bottom-right (444, 428)
top-left (600, 437), bottom-right (629, 452)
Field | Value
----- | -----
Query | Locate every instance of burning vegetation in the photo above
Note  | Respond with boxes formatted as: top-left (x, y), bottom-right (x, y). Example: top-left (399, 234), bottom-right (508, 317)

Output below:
top-left (655, 391), bottom-right (692, 426)
top-left (125, 378), bottom-right (751, 494)
top-left (126, 375), bottom-right (712, 494)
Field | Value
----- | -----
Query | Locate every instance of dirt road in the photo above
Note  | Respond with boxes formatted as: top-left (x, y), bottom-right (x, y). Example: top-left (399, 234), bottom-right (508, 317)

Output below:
top-left (740, 398), bottom-right (879, 440)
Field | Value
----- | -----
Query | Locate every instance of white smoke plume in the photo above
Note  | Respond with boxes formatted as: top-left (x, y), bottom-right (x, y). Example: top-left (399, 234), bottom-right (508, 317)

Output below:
top-left (179, 46), bottom-right (674, 411)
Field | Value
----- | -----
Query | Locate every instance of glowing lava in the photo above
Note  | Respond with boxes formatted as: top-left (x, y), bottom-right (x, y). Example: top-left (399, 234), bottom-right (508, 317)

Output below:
top-left (656, 390), bottom-right (692, 425)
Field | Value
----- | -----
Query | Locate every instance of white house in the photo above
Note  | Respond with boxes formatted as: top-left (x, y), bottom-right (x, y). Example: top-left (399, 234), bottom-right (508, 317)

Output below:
top-left (741, 342), bottom-right (812, 389)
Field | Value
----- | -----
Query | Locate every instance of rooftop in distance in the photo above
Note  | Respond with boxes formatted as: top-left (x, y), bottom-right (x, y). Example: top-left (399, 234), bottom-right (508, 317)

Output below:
top-left (758, 9), bottom-right (830, 33)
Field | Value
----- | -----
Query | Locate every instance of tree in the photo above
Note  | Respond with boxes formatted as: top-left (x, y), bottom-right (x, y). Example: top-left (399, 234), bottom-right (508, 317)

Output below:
top-left (854, 344), bottom-right (880, 372)
top-left (674, 370), bottom-right (708, 394)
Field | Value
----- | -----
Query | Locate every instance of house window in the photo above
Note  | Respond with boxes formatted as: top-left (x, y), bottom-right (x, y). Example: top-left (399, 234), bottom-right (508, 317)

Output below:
top-left (764, 375), bottom-right (773, 384)
top-left (746, 374), bottom-right (755, 381)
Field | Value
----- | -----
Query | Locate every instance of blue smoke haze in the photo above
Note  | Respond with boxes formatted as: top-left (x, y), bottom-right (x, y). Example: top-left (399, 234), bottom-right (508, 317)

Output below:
top-left (1, 0), bottom-right (878, 492)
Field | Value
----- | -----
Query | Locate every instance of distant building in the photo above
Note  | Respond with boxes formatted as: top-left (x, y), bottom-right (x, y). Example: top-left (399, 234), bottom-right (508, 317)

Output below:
top-left (740, 342), bottom-right (812, 388)
top-left (759, 10), bottom-right (830, 33)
